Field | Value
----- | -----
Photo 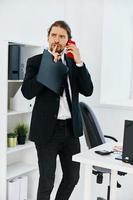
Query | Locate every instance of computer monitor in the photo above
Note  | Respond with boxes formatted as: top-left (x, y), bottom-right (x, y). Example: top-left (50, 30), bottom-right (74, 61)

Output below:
top-left (122, 120), bottom-right (133, 164)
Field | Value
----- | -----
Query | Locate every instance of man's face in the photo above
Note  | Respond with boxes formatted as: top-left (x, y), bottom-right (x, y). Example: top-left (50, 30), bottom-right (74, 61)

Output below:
top-left (48, 26), bottom-right (69, 54)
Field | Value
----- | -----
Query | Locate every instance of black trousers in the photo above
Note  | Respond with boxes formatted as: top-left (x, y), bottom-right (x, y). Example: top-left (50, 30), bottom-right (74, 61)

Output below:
top-left (35, 119), bottom-right (80, 200)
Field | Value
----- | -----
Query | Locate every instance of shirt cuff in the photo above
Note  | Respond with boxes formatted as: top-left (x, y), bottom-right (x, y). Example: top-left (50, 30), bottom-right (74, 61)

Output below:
top-left (76, 62), bottom-right (84, 67)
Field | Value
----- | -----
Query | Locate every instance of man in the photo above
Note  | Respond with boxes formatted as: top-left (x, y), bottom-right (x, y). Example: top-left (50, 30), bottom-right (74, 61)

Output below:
top-left (21, 20), bottom-right (93, 200)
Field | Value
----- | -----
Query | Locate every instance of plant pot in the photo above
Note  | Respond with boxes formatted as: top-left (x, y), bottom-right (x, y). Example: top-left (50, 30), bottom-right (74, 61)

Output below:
top-left (8, 137), bottom-right (17, 147)
top-left (17, 135), bottom-right (26, 144)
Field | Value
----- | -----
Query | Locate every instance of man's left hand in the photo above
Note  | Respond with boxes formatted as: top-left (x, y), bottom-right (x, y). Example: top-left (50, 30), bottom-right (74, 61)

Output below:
top-left (66, 43), bottom-right (83, 64)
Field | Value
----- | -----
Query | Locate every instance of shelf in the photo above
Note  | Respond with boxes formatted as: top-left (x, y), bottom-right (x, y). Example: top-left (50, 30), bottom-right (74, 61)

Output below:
top-left (7, 162), bottom-right (38, 180)
top-left (8, 40), bottom-right (43, 47)
top-left (8, 80), bottom-right (23, 83)
top-left (8, 110), bottom-right (31, 115)
top-left (7, 141), bottom-right (34, 155)
top-left (0, 40), bottom-right (43, 199)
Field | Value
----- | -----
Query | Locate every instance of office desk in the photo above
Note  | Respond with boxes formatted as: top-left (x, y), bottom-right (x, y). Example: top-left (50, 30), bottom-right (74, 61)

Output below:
top-left (73, 142), bottom-right (133, 200)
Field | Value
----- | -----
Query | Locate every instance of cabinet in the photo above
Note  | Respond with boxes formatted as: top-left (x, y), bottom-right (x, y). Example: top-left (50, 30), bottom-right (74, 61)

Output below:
top-left (100, 0), bottom-right (133, 109)
top-left (0, 40), bottom-right (42, 199)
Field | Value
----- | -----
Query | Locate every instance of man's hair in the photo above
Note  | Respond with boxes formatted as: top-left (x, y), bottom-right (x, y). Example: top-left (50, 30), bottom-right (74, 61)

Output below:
top-left (48, 20), bottom-right (72, 39)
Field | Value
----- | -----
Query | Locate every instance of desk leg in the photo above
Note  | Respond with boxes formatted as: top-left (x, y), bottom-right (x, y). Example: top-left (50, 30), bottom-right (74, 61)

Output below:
top-left (109, 170), bottom-right (117, 200)
top-left (83, 164), bottom-right (92, 200)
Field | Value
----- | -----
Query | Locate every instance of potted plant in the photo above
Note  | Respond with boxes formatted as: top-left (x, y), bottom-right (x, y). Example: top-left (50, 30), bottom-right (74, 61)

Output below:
top-left (7, 132), bottom-right (17, 147)
top-left (14, 123), bottom-right (29, 145)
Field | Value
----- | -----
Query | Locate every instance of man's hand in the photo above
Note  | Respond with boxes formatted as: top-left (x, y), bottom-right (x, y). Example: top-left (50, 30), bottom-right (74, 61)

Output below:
top-left (66, 43), bottom-right (83, 64)
top-left (52, 45), bottom-right (61, 63)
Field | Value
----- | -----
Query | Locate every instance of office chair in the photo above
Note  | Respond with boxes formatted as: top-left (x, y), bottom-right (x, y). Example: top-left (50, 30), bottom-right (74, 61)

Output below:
top-left (79, 102), bottom-right (125, 200)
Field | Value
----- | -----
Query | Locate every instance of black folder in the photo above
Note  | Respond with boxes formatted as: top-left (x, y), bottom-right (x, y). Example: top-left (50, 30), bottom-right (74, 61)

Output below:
top-left (37, 50), bottom-right (68, 94)
top-left (8, 45), bottom-right (20, 80)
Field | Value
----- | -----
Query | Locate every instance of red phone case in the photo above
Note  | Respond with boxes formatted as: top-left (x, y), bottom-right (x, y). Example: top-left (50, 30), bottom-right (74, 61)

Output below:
top-left (66, 40), bottom-right (75, 59)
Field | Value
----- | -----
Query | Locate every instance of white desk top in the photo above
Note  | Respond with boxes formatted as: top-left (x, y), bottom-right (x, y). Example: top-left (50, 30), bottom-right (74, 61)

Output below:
top-left (73, 142), bottom-right (133, 174)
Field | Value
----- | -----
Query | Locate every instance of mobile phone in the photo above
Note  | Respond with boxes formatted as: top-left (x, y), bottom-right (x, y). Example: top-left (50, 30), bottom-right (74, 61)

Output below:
top-left (95, 150), bottom-right (113, 155)
top-left (66, 39), bottom-right (76, 59)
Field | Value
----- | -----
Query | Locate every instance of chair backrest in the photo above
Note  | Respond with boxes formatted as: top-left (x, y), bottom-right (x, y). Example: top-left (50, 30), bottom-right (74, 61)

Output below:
top-left (79, 102), bottom-right (105, 149)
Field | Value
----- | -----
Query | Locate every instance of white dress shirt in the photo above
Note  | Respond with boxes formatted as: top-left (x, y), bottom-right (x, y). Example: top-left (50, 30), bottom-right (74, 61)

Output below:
top-left (57, 52), bottom-right (72, 119)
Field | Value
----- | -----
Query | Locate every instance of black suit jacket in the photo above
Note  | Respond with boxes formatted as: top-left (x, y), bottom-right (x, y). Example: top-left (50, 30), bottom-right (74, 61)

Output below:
top-left (21, 51), bottom-right (93, 145)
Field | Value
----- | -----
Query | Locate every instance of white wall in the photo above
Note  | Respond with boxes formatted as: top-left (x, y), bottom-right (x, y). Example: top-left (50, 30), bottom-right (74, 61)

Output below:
top-left (101, 0), bottom-right (133, 105)
top-left (1, 0), bottom-right (133, 199)
top-left (0, 0), bottom-right (65, 44)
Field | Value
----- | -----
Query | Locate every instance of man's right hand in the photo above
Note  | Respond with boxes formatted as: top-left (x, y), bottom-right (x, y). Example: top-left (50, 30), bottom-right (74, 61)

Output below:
top-left (52, 45), bottom-right (61, 63)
